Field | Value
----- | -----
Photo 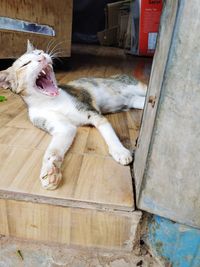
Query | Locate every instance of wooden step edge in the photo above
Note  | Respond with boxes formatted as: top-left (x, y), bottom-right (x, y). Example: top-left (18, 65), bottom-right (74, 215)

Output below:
top-left (0, 190), bottom-right (135, 212)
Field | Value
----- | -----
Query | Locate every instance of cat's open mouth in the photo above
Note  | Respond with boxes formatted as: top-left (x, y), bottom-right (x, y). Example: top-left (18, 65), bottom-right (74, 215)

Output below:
top-left (36, 65), bottom-right (59, 96)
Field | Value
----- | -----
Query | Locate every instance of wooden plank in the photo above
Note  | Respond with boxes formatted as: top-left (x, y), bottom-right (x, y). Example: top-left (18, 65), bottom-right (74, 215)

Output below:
top-left (70, 127), bottom-right (90, 154)
top-left (0, 96), bottom-right (136, 210)
top-left (0, 146), bottom-right (134, 210)
top-left (59, 69), bottom-right (90, 84)
top-left (0, 199), bottom-right (9, 235)
top-left (0, 94), bottom-right (24, 116)
top-left (126, 110), bottom-right (142, 130)
top-left (74, 154), bottom-right (134, 208)
top-left (106, 112), bottom-right (131, 149)
top-left (0, 127), bottom-right (45, 149)
top-left (84, 127), bottom-right (108, 155)
top-left (0, 113), bottom-right (15, 128)
top-left (0, 199), bottom-right (141, 250)
top-left (0, 0), bottom-right (72, 58)
top-left (6, 109), bottom-right (32, 129)
top-left (0, 110), bottom-right (135, 210)
top-left (0, 145), bottom-right (42, 190)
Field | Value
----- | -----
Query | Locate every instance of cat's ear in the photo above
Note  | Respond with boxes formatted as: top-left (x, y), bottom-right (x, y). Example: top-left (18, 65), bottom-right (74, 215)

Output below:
top-left (0, 69), bottom-right (11, 89)
top-left (27, 40), bottom-right (35, 53)
top-left (0, 68), bottom-right (17, 90)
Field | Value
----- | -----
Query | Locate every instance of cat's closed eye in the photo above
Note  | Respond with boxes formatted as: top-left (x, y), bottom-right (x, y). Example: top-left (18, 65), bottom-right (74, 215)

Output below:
top-left (20, 61), bottom-right (31, 68)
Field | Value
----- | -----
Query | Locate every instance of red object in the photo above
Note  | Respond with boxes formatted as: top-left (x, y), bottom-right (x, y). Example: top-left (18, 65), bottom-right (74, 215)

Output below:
top-left (139, 0), bottom-right (163, 56)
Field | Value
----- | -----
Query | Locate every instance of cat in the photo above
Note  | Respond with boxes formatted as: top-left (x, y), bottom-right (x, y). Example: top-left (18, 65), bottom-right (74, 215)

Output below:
top-left (0, 40), bottom-right (147, 190)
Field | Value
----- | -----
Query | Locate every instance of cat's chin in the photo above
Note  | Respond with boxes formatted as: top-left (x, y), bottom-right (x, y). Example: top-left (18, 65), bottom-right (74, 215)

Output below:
top-left (35, 65), bottom-right (59, 97)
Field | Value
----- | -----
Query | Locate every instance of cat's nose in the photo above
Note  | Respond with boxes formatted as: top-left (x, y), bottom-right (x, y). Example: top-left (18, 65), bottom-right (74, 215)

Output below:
top-left (38, 55), bottom-right (52, 65)
top-left (38, 55), bottom-right (46, 62)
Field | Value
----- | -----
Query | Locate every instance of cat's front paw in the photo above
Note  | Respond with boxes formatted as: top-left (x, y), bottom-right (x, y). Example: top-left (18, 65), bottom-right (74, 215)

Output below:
top-left (109, 147), bottom-right (133, 165)
top-left (40, 155), bottom-right (63, 190)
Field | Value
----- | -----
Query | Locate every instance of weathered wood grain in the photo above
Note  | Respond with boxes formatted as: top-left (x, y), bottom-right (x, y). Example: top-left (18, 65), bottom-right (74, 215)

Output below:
top-left (0, 0), bottom-right (72, 58)
top-left (0, 199), bottom-right (142, 250)
top-left (0, 48), bottom-right (152, 211)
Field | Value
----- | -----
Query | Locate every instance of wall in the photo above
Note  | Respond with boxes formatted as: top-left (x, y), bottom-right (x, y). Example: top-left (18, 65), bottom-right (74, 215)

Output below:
top-left (135, 0), bottom-right (200, 228)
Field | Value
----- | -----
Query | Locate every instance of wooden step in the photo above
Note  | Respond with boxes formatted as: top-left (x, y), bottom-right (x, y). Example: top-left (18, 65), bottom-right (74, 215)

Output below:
top-left (0, 89), bottom-right (142, 209)
top-left (0, 199), bottom-right (142, 250)
top-left (0, 49), bottom-right (151, 250)
top-left (0, 89), bottom-right (142, 250)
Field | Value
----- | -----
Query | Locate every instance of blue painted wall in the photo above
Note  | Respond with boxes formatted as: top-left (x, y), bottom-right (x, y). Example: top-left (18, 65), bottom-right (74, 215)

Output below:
top-left (146, 215), bottom-right (200, 267)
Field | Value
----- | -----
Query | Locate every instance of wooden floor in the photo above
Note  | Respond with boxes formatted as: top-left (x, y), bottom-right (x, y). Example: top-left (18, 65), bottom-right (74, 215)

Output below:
top-left (0, 45), bottom-right (152, 212)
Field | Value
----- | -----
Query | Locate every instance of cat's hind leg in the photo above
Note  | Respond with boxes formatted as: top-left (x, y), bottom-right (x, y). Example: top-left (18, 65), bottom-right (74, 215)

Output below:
top-left (128, 95), bottom-right (146, 109)
top-left (124, 83), bottom-right (147, 97)
top-left (39, 121), bottom-right (77, 190)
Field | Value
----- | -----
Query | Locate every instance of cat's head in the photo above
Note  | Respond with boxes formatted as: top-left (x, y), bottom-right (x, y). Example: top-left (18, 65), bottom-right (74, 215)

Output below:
top-left (0, 40), bottom-right (59, 97)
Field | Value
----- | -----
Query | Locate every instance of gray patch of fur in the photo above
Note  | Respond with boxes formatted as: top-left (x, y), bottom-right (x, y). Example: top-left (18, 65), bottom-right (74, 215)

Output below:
top-left (59, 84), bottom-right (99, 114)
top-left (77, 77), bottom-right (99, 87)
top-left (32, 117), bottom-right (54, 133)
top-left (110, 74), bottom-right (139, 85)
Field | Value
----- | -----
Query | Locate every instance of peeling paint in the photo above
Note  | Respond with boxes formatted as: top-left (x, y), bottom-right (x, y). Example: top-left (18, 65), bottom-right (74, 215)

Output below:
top-left (0, 17), bottom-right (55, 36)
top-left (146, 215), bottom-right (200, 267)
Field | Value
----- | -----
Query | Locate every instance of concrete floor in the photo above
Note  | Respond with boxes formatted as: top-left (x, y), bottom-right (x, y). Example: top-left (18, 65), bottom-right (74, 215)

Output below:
top-left (0, 236), bottom-right (162, 267)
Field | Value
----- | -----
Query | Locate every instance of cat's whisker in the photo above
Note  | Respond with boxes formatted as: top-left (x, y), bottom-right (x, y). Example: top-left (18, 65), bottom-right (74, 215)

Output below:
top-left (48, 39), bottom-right (59, 50)
top-left (49, 48), bottom-right (63, 58)
top-left (48, 39), bottom-right (63, 55)
top-left (49, 41), bottom-right (65, 56)
top-left (46, 39), bottom-right (58, 55)
top-left (46, 40), bottom-right (52, 54)
top-left (46, 39), bottom-right (57, 54)
top-left (49, 49), bottom-right (66, 59)
top-left (50, 51), bottom-right (66, 60)
top-left (49, 48), bottom-right (65, 58)
top-left (50, 47), bottom-right (64, 55)
top-left (53, 57), bottom-right (64, 64)
top-left (50, 51), bottom-right (67, 65)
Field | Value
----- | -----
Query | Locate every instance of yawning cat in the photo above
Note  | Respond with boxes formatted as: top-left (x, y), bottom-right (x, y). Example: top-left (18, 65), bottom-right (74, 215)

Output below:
top-left (0, 41), bottom-right (147, 190)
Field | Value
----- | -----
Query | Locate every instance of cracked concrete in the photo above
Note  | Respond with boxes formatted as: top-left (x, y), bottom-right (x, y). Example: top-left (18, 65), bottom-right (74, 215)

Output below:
top-left (0, 236), bottom-right (162, 267)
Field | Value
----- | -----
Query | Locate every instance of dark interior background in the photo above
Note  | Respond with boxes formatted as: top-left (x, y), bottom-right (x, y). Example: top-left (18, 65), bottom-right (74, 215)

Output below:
top-left (72, 0), bottom-right (118, 43)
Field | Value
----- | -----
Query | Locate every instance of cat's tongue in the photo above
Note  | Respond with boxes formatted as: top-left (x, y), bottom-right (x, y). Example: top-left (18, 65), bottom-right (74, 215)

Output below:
top-left (37, 76), bottom-right (59, 96)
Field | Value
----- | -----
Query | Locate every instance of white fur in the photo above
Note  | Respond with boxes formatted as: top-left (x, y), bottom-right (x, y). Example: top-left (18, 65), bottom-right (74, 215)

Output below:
top-left (0, 42), bottom-right (147, 190)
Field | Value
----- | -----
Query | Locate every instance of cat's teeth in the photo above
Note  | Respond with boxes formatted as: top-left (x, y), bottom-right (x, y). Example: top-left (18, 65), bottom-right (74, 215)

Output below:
top-left (42, 70), bottom-right (46, 75)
